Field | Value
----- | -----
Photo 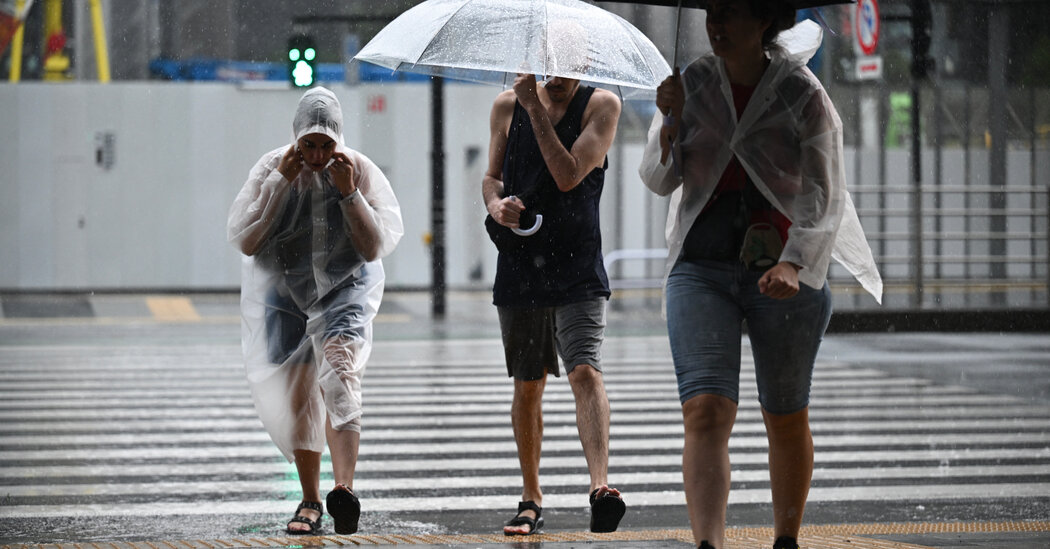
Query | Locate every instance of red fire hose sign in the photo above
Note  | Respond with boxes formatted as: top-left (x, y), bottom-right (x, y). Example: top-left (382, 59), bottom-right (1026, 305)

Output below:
top-left (856, 0), bottom-right (880, 56)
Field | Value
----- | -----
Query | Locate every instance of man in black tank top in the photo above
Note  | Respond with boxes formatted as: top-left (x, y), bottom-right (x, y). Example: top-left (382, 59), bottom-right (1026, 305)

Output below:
top-left (483, 73), bottom-right (625, 536)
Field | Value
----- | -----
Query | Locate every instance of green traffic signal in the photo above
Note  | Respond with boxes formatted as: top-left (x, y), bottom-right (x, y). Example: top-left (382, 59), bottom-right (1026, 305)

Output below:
top-left (287, 35), bottom-right (317, 87)
top-left (292, 60), bottom-right (314, 87)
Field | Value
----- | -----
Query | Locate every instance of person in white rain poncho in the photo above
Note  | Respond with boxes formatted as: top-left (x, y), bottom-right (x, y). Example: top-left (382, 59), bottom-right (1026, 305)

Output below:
top-left (227, 87), bottom-right (403, 536)
top-left (638, 2), bottom-right (882, 549)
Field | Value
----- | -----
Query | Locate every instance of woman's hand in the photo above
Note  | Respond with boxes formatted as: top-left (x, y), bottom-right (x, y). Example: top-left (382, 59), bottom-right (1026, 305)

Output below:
top-left (328, 151), bottom-right (357, 197)
top-left (656, 66), bottom-right (684, 163)
top-left (277, 144), bottom-right (304, 182)
top-left (656, 66), bottom-right (684, 118)
top-left (758, 262), bottom-right (801, 300)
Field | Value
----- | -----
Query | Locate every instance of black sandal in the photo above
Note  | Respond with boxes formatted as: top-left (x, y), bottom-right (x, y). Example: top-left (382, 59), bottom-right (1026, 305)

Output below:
top-left (286, 500), bottom-right (323, 536)
top-left (326, 484), bottom-right (361, 535)
top-left (503, 500), bottom-right (544, 536)
top-left (589, 487), bottom-right (626, 533)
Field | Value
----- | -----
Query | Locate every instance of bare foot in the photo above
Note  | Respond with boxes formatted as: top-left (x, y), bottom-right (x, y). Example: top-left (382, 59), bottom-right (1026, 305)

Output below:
top-left (503, 500), bottom-right (543, 535)
top-left (287, 504), bottom-right (321, 533)
top-left (502, 508), bottom-right (538, 535)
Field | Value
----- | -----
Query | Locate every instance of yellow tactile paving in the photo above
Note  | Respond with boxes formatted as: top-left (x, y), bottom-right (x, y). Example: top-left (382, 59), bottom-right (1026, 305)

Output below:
top-left (4, 522), bottom-right (1048, 549)
top-left (145, 297), bottom-right (202, 322)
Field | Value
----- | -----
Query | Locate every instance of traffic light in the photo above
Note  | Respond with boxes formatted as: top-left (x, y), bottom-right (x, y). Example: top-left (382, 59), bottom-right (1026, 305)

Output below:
top-left (287, 34), bottom-right (317, 87)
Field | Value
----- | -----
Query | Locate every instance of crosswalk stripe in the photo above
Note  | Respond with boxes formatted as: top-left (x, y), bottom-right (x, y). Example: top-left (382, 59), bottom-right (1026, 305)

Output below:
top-left (2, 407), bottom-right (1046, 434)
top-left (0, 391), bottom-right (1029, 420)
top-left (6, 464), bottom-right (1049, 498)
top-left (0, 375), bottom-right (961, 393)
top-left (4, 416), bottom-right (1050, 447)
top-left (3, 448), bottom-right (1047, 482)
top-left (1, 334), bottom-right (1047, 532)
top-left (2, 431), bottom-right (1048, 462)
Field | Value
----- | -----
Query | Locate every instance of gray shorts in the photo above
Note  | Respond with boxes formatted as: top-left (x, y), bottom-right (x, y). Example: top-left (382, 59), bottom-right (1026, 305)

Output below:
top-left (497, 298), bottom-right (607, 381)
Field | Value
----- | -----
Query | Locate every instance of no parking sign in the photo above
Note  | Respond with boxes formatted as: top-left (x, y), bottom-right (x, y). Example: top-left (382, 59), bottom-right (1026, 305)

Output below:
top-left (856, 0), bottom-right (880, 56)
top-left (854, 0), bottom-right (882, 80)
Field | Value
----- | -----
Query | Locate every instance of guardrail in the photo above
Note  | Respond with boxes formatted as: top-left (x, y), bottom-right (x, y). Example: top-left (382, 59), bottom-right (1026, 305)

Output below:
top-left (603, 248), bottom-right (668, 290)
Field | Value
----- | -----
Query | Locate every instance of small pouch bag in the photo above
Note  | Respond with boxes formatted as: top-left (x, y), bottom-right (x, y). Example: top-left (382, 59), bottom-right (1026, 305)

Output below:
top-left (739, 222), bottom-right (783, 271)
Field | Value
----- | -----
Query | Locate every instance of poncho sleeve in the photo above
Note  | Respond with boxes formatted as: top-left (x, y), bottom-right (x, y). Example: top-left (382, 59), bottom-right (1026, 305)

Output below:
top-left (337, 149), bottom-right (403, 261)
top-left (227, 148), bottom-right (292, 256)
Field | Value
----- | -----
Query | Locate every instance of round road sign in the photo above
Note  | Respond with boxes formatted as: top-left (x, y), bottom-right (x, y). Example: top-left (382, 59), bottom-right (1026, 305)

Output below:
top-left (856, 0), bottom-right (880, 56)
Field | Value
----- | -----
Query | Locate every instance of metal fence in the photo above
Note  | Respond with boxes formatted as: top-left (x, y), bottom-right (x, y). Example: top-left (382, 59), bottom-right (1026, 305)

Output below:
top-left (607, 84), bottom-right (1049, 312)
top-left (830, 83), bottom-right (1049, 311)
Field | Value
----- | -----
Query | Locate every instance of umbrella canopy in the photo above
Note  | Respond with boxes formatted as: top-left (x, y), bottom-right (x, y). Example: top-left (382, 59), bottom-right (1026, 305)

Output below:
top-left (598, 0), bottom-right (854, 66)
top-left (353, 0), bottom-right (672, 98)
top-left (599, 0), bottom-right (854, 9)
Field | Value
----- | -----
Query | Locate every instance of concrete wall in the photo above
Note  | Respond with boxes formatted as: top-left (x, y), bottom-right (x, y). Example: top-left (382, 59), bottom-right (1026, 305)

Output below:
top-left (2, 82), bottom-right (1045, 294)
top-left (0, 81), bottom-right (669, 290)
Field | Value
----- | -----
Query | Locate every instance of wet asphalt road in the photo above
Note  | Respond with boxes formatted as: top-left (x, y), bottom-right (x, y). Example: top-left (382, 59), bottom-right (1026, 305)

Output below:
top-left (0, 291), bottom-right (1048, 547)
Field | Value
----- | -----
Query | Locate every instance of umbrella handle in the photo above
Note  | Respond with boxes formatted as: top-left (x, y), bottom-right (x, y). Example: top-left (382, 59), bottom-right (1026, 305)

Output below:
top-left (511, 214), bottom-right (543, 236)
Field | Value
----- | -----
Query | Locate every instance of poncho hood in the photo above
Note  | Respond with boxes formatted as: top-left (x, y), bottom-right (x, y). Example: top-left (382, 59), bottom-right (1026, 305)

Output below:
top-left (293, 86), bottom-right (345, 147)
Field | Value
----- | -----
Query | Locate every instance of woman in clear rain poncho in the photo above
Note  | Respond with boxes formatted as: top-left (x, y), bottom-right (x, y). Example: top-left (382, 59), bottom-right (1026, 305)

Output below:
top-left (227, 86), bottom-right (403, 536)
top-left (638, 2), bottom-right (882, 549)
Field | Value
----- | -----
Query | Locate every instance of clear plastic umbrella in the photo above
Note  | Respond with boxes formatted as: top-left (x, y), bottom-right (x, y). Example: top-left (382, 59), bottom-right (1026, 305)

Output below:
top-left (353, 0), bottom-right (672, 99)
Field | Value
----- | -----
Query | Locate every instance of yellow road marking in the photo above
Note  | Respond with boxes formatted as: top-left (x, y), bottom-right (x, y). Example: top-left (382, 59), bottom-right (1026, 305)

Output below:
top-left (145, 297), bottom-right (202, 322)
top-left (4, 522), bottom-right (1047, 549)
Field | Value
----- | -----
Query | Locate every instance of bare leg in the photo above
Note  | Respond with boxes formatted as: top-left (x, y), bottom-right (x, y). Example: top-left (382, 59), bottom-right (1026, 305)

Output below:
top-left (763, 406), bottom-right (813, 541)
top-left (326, 415), bottom-right (361, 489)
top-left (681, 394), bottom-right (737, 549)
top-left (504, 376), bottom-right (546, 535)
top-left (289, 449), bottom-right (323, 532)
top-left (285, 358), bottom-right (322, 533)
top-left (320, 335), bottom-right (365, 490)
top-left (567, 364), bottom-right (610, 492)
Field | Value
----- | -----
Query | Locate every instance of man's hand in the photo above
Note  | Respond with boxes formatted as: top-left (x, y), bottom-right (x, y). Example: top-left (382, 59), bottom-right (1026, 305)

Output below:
top-left (488, 195), bottom-right (526, 229)
top-left (758, 262), bottom-right (801, 300)
top-left (277, 144), bottom-right (304, 182)
top-left (512, 73), bottom-right (542, 112)
top-left (328, 151), bottom-right (357, 197)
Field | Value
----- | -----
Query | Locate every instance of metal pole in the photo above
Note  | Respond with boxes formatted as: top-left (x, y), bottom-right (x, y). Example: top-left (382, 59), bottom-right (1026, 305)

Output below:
top-left (88, 0), bottom-right (109, 82)
top-left (933, 82), bottom-right (942, 285)
top-left (908, 0), bottom-right (931, 308)
top-left (878, 82), bottom-right (887, 264)
top-left (1029, 87), bottom-right (1037, 302)
top-left (672, 0), bottom-right (682, 69)
top-left (988, 6), bottom-right (1009, 305)
top-left (963, 84), bottom-right (971, 305)
top-left (852, 82), bottom-right (863, 309)
top-left (7, 0), bottom-right (26, 81)
top-left (430, 76), bottom-right (446, 318)
top-left (909, 74), bottom-right (923, 308)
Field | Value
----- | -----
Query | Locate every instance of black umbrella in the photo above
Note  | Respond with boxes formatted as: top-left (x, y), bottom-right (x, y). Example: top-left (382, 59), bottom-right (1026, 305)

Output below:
top-left (598, 0), bottom-right (854, 67)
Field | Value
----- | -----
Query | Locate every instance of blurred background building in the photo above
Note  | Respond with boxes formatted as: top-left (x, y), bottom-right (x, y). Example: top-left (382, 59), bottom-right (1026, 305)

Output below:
top-left (1, 0), bottom-right (1048, 314)
top-left (4, 0), bottom-right (1049, 90)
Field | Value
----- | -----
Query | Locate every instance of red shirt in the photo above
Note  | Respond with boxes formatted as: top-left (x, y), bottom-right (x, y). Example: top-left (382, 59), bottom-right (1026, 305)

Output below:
top-left (706, 82), bottom-right (791, 244)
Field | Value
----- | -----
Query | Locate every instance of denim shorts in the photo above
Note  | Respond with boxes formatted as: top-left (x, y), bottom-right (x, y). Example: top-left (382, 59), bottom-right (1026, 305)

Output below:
top-left (264, 284), bottom-right (366, 364)
top-left (665, 259), bottom-right (832, 414)
top-left (497, 298), bottom-right (607, 381)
